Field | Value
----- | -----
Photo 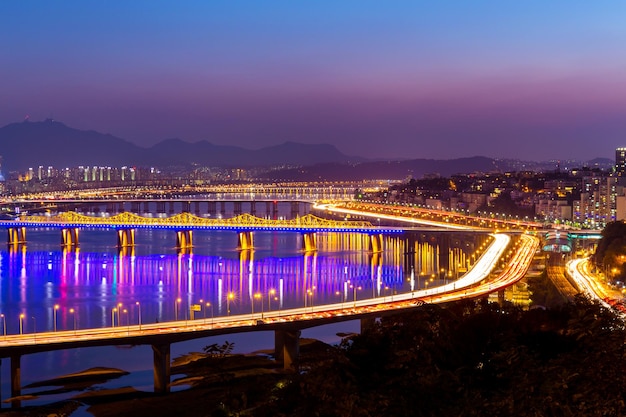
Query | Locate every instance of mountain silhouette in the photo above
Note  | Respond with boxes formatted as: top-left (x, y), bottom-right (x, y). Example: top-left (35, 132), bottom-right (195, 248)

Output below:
top-left (0, 120), bottom-right (362, 172)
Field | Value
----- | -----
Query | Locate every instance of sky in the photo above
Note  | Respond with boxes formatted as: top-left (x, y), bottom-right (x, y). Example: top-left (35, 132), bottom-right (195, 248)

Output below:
top-left (2, 1), bottom-right (626, 161)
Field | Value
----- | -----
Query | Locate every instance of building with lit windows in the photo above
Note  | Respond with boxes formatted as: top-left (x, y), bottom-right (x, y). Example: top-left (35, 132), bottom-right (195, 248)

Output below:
top-left (616, 147), bottom-right (626, 175)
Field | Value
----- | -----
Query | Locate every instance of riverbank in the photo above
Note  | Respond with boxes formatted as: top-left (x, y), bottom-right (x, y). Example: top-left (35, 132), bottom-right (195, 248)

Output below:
top-left (1, 338), bottom-right (330, 417)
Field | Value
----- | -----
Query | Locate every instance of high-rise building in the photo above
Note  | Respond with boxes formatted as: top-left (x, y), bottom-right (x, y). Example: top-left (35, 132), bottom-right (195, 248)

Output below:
top-left (616, 147), bottom-right (626, 175)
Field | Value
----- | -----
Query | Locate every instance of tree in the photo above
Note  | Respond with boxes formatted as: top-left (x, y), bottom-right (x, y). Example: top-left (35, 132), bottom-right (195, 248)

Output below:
top-left (593, 221), bottom-right (626, 282)
top-left (261, 299), bottom-right (626, 417)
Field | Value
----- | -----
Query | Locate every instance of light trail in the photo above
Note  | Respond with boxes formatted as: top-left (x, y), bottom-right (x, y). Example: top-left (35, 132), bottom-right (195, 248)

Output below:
top-left (314, 202), bottom-right (485, 230)
top-left (0, 232), bottom-right (524, 350)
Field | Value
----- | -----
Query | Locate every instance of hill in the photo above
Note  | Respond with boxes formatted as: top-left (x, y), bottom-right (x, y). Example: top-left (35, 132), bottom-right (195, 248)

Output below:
top-left (0, 120), bottom-right (361, 172)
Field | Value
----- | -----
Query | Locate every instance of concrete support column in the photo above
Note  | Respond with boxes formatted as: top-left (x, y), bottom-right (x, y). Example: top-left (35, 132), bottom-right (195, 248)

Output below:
top-left (117, 229), bottom-right (136, 248)
top-left (194, 201), bottom-right (201, 215)
top-left (275, 330), bottom-right (300, 370)
top-left (361, 317), bottom-right (377, 333)
top-left (61, 228), bottom-right (79, 247)
top-left (7, 227), bottom-right (26, 245)
top-left (238, 231), bottom-right (254, 250)
top-left (219, 201), bottom-right (226, 216)
top-left (234, 201), bottom-right (242, 215)
top-left (438, 234), bottom-right (451, 275)
top-left (131, 202), bottom-right (140, 213)
top-left (290, 201), bottom-right (299, 218)
top-left (168, 202), bottom-right (175, 215)
top-left (182, 201), bottom-right (190, 213)
top-left (176, 230), bottom-right (193, 249)
top-left (498, 290), bottom-right (506, 306)
top-left (10, 355), bottom-right (21, 407)
top-left (302, 233), bottom-right (317, 252)
top-left (152, 343), bottom-right (171, 394)
top-left (370, 234), bottom-right (383, 253)
top-left (250, 201), bottom-right (256, 216)
top-left (208, 201), bottom-right (216, 216)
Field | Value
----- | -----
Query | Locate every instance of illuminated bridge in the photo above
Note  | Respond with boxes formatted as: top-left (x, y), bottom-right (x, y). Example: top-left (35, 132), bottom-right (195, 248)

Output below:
top-left (1, 212), bottom-right (400, 252)
top-left (0, 233), bottom-right (539, 403)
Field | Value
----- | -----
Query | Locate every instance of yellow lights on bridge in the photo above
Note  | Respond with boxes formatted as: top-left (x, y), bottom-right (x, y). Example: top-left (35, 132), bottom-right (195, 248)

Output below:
top-left (20, 211), bottom-right (375, 230)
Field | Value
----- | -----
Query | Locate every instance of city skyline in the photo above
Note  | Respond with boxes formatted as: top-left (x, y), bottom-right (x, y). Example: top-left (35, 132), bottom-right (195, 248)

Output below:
top-left (2, 1), bottom-right (626, 161)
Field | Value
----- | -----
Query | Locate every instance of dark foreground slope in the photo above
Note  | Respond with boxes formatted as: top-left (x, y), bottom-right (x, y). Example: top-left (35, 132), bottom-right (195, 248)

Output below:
top-left (6, 297), bottom-right (625, 417)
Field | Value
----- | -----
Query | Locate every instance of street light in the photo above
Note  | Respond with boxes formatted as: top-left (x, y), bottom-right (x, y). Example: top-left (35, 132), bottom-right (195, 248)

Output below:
top-left (254, 293), bottom-right (263, 318)
top-left (69, 308), bottom-right (77, 334)
top-left (0, 314), bottom-right (5, 340)
top-left (19, 313), bottom-right (24, 335)
top-left (227, 292), bottom-right (234, 316)
top-left (175, 298), bottom-right (181, 321)
top-left (54, 304), bottom-right (60, 332)
top-left (115, 302), bottom-right (123, 327)
top-left (136, 301), bottom-right (142, 330)
top-left (268, 289), bottom-right (276, 313)
top-left (206, 302), bottom-right (213, 326)
top-left (306, 289), bottom-right (314, 310)
top-left (350, 285), bottom-right (361, 308)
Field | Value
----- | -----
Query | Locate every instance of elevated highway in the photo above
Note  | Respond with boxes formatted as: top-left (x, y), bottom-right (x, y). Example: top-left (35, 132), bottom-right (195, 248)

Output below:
top-left (0, 231), bottom-right (539, 401)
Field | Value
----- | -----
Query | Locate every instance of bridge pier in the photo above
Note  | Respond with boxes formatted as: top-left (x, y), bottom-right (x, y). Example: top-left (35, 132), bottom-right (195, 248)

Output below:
top-left (208, 201), bottom-right (216, 216)
top-left (131, 202), bottom-right (140, 213)
top-left (498, 290), bottom-right (506, 306)
top-left (361, 317), bottom-right (377, 333)
top-left (152, 343), bottom-right (171, 394)
top-left (250, 201), bottom-right (256, 216)
top-left (7, 227), bottom-right (26, 245)
top-left (117, 229), bottom-right (136, 248)
top-left (234, 201), bottom-right (242, 215)
top-left (176, 230), bottom-right (193, 250)
top-left (10, 354), bottom-right (21, 407)
top-left (219, 201), bottom-right (226, 216)
top-left (194, 201), bottom-right (201, 215)
top-left (238, 231), bottom-right (254, 250)
top-left (157, 201), bottom-right (166, 215)
top-left (369, 233), bottom-right (383, 253)
top-left (275, 329), bottom-right (300, 370)
top-left (61, 227), bottom-right (79, 247)
top-left (301, 232), bottom-right (317, 252)
top-left (182, 201), bottom-right (190, 213)
top-left (168, 202), bottom-right (175, 215)
top-left (290, 201), bottom-right (299, 218)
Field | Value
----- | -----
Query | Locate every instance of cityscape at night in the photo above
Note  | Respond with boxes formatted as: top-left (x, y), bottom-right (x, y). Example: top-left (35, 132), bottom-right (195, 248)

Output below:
top-left (1, 2), bottom-right (626, 416)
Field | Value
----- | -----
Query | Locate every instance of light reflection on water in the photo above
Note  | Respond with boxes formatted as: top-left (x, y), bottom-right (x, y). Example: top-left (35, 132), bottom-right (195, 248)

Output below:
top-left (0, 227), bottom-right (483, 408)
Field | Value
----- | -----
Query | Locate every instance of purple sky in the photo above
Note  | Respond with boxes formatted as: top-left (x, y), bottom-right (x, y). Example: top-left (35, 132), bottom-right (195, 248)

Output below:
top-left (2, 1), bottom-right (626, 160)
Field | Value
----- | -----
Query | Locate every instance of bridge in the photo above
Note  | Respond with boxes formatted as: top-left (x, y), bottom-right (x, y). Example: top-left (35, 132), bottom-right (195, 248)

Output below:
top-left (1, 212), bottom-right (401, 252)
top-left (0, 232), bottom-right (539, 404)
top-left (314, 201), bottom-right (537, 232)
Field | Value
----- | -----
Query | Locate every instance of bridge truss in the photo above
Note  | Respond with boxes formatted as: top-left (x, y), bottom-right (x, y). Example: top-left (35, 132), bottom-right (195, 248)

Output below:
top-left (19, 211), bottom-right (375, 231)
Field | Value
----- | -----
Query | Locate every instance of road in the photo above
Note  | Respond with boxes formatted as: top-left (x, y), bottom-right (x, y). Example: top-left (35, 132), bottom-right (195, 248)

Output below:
top-left (0, 232), bottom-right (541, 353)
top-left (567, 258), bottom-right (626, 318)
